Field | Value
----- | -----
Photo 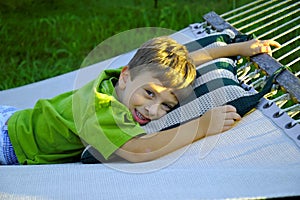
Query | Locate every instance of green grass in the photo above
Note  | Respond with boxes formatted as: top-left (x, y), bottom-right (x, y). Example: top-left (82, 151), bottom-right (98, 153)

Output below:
top-left (0, 0), bottom-right (255, 90)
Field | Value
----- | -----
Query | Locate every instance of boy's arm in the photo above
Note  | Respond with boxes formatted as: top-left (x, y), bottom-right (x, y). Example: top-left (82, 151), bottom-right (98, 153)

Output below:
top-left (115, 105), bottom-right (241, 163)
top-left (190, 39), bottom-right (281, 66)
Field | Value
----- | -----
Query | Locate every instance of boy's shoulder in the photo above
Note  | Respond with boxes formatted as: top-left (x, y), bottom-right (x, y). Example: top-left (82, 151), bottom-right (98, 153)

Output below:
top-left (93, 67), bottom-right (123, 94)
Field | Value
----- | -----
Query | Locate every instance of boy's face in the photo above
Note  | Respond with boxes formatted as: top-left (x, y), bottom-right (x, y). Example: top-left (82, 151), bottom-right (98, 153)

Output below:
top-left (117, 67), bottom-right (178, 125)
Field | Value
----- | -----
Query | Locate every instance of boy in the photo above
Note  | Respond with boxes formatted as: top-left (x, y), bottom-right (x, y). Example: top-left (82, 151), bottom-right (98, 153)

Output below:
top-left (0, 36), bottom-right (280, 165)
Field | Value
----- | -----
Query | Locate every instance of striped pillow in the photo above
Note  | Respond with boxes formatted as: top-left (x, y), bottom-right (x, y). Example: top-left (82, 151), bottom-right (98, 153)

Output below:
top-left (142, 58), bottom-right (271, 134)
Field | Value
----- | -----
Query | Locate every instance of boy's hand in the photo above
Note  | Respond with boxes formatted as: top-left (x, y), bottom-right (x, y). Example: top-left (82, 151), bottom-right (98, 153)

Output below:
top-left (238, 39), bottom-right (281, 57)
top-left (116, 105), bottom-right (241, 163)
top-left (200, 105), bottom-right (241, 136)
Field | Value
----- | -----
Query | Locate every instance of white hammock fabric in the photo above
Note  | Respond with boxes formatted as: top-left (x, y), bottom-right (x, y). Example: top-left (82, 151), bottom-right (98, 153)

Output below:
top-left (1, 11), bottom-right (300, 200)
top-left (0, 108), bottom-right (299, 200)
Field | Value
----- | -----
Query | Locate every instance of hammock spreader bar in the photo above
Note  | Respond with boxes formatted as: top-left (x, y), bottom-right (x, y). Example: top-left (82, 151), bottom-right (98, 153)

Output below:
top-left (203, 11), bottom-right (300, 102)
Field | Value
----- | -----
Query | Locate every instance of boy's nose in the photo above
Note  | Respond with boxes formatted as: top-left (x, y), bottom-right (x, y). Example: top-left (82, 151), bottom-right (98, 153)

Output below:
top-left (145, 104), bottom-right (160, 119)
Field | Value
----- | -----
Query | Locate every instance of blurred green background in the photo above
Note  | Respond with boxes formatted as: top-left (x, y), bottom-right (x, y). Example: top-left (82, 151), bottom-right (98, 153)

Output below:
top-left (0, 0), bottom-right (290, 90)
top-left (0, 0), bottom-right (255, 90)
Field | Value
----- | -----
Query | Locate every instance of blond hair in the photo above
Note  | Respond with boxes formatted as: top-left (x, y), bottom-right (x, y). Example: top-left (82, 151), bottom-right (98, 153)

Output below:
top-left (127, 36), bottom-right (196, 90)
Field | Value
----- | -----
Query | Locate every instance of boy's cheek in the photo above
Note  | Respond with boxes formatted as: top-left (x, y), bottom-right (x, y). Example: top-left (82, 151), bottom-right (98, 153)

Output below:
top-left (129, 93), bottom-right (146, 106)
top-left (156, 110), bottom-right (168, 120)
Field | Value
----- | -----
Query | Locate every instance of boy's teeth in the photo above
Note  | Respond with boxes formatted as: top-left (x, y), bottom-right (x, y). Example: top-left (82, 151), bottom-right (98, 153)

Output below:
top-left (136, 111), bottom-right (145, 120)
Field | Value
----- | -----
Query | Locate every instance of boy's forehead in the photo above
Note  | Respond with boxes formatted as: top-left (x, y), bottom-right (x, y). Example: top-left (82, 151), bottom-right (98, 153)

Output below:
top-left (133, 71), bottom-right (175, 92)
top-left (148, 83), bottom-right (173, 94)
top-left (133, 72), bottom-right (162, 85)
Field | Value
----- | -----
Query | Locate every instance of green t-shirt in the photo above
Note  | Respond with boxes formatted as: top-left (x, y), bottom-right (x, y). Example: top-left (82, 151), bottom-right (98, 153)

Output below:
top-left (8, 68), bottom-right (146, 164)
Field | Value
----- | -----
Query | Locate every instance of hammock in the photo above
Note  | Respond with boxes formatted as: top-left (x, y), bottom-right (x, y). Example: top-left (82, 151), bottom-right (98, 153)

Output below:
top-left (0, 0), bottom-right (299, 199)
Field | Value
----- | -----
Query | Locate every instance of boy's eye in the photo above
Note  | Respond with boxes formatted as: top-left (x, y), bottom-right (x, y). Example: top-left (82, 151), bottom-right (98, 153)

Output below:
top-left (162, 103), bottom-right (173, 111)
top-left (145, 89), bottom-right (154, 97)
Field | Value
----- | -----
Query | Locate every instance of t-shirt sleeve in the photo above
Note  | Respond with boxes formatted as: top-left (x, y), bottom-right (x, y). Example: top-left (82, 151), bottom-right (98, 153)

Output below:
top-left (73, 87), bottom-right (145, 160)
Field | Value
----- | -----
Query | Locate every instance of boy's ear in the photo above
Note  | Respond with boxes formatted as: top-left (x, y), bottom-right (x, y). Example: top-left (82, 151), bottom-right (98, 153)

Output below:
top-left (118, 66), bottom-right (130, 89)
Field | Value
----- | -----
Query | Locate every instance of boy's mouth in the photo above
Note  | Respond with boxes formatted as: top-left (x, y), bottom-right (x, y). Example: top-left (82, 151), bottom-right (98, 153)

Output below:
top-left (133, 109), bottom-right (150, 125)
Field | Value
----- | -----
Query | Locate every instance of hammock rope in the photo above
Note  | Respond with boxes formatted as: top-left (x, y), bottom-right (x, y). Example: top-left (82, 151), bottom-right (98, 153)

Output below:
top-left (229, 1), bottom-right (292, 27)
top-left (221, 0), bottom-right (276, 21)
top-left (241, 6), bottom-right (299, 34)
top-left (221, 0), bottom-right (299, 71)
top-left (200, 0), bottom-right (299, 123)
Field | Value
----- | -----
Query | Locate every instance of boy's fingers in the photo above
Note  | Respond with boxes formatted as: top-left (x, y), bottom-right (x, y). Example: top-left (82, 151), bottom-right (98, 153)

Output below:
top-left (261, 46), bottom-right (272, 53)
top-left (212, 105), bottom-right (241, 119)
top-left (223, 105), bottom-right (237, 113)
top-left (224, 119), bottom-right (235, 126)
top-left (266, 40), bottom-right (281, 48)
top-left (262, 40), bottom-right (281, 49)
top-left (233, 112), bottom-right (241, 121)
top-left (225, 111), bottom-right (241, 121)
top-left (222, 125), bottom-right (232, 132)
